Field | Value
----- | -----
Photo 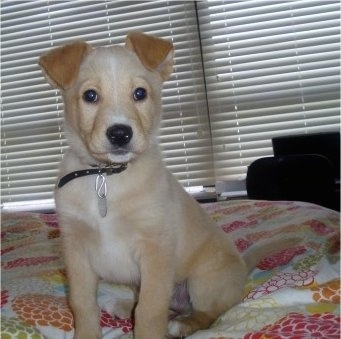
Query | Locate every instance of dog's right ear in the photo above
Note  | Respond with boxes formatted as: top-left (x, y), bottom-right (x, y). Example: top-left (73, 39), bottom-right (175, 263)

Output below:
top-left (39, 41), bottom-right (92, 90)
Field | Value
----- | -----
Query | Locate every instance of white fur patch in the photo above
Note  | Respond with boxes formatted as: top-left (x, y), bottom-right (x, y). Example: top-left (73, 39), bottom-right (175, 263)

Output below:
top-left (167, 319), bottom-right (182, 337)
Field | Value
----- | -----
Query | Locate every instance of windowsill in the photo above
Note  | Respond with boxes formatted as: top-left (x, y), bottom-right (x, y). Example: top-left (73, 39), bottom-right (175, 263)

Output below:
top-left (220, 190), bottom-right (248, 199)
top-left (1, 199), bottom-right (56, 214)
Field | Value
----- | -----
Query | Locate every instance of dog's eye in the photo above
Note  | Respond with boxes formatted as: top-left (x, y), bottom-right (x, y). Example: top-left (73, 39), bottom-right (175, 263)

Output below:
top-left (83, 89), bottom-right (99, 103)
top-left (133, 87), bottom-right (147, 101)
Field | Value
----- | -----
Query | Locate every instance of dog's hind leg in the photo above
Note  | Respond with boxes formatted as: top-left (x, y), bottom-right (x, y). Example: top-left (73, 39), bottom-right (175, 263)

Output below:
top-left (168, 251), bottom-right (247, 337)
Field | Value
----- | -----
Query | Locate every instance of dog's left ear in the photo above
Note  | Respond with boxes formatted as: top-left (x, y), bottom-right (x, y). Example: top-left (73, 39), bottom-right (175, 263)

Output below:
top-left (125, 32), bottom-right (173, 81)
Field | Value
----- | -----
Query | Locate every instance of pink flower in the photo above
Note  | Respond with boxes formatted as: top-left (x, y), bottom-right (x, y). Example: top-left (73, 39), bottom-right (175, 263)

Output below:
top-left (222, 220), bottom-right (257, 234)
top-left (3, 256), bottom-right (59, 269)
top-left (100, 310), bottom-right (133, 333)
top-left (1, 246), bottom-right (15, 256)
top-left (244, 312), bottom-right (340, 338)
top-left (1, 290), bottom-right (9, 307)
top-left (235, 238), bottom-right (253, 253)
top-left (307, 220), bottom-right (334, 235)
top-left (257, 246), bottom-right (306, 270)
top-left (246, 270), bottom-right (315, 300)
top-left (40, 214), bottom-right (59, 228)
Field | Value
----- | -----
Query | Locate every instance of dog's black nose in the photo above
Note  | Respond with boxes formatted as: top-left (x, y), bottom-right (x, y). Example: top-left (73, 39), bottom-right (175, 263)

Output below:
top-left (106, 124), bottom-right (133, 147)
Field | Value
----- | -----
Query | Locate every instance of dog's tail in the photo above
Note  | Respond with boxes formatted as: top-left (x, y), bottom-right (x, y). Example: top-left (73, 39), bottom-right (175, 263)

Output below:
top-left (243, 236), bottom-right (302, 274)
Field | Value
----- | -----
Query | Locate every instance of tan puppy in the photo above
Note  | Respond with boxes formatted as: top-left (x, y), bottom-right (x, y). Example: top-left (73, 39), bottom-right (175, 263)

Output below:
top-left (39, 33), bottom-right (299, 339)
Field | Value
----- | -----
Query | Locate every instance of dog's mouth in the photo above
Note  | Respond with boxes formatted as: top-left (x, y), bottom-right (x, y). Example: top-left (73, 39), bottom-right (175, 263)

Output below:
top-left (86, 146), bottom-right (134, 166)
top-left (111, 148), bottom-right (130, 156)
top-left (109, 148), bottom-right (135, 163)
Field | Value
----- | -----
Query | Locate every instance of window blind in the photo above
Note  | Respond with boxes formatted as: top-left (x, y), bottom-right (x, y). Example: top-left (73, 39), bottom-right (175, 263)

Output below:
top-left (1, 0), bottom-right (214, 210)
top-left (2, 0), bottom-right (340, 211)
top-left (197, 0), bottom-right (340, 182)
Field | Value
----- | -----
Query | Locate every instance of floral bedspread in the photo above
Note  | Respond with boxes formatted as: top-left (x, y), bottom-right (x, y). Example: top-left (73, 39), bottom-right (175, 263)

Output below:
top-left (1, 200), bottom-right (340, 338)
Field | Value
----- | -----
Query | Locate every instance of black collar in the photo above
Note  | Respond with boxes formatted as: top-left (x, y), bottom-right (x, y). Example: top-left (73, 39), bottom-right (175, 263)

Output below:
top-left (56, 163), bottom-right (128, 188)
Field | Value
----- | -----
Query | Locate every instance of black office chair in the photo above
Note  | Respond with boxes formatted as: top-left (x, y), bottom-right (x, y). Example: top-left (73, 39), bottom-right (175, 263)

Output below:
top-left (246, 154), bottom-right (336, 210)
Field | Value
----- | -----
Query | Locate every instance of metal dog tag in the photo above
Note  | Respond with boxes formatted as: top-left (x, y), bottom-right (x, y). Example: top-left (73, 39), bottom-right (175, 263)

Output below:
top-left (95, 174), bottom-right (107, 218)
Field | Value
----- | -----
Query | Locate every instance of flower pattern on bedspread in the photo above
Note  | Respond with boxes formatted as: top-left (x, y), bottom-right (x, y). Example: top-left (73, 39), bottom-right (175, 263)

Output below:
top-left (244, 312), bottom-right (341, 339)
top-left (311, 279), bottom-right (340, 303)
top-left (100, 310), bottom-right (133, 333)
top-left (1, 317), bottom-right (46, 339)
top-left (12, 294), bottom-right (73, 331)
top-left (1, 200), bottom-right (340, 338)
top-left (256, 246), bottom-right (307, 270)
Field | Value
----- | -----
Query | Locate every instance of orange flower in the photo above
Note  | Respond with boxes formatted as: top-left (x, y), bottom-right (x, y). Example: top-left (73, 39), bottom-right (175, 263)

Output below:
top-left (12, 294), bottom-right (73, 331)
top-left (311, 279), bottom-right (340, 303)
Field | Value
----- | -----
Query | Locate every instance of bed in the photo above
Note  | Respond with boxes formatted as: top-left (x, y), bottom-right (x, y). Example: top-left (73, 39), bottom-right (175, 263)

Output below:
top-left (1, 199), bottom-right (340, 338)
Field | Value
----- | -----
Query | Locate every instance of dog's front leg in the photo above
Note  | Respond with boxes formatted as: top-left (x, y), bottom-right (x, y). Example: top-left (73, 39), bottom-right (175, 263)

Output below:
top-left (134, 244), bottom-right (174, 339)
top-left (64, 234), bottom-right (100, 339)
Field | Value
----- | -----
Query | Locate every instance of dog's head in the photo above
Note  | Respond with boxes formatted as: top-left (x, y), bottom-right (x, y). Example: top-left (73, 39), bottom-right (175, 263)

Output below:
top-left (39, 33), bottom-right (173, 165)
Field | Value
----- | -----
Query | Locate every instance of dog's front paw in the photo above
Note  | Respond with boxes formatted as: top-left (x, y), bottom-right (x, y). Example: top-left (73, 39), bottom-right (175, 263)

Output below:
top-left (73, 313), bottom-right (101, 339)
top-left (111, 298), bottom-right (135, 319)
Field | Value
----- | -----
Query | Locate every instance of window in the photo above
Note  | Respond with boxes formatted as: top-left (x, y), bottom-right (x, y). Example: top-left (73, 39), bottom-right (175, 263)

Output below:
top-left (197, 0), bottom-right (340, 183)
top-left (1, 0), bottom-right (340, 211)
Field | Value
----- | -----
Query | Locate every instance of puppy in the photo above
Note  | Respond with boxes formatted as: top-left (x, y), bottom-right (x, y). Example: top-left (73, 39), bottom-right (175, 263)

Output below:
top-left (39, 33), bottom-right (299, 339)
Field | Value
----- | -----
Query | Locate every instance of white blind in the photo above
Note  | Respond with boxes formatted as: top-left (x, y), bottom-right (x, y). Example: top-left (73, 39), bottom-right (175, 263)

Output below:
top-left (197, 0), bottom-right (340, 181)
top-left (2, 0), bottom-right (340, 211)
top-left (1, 1), bottom-right (214, 208)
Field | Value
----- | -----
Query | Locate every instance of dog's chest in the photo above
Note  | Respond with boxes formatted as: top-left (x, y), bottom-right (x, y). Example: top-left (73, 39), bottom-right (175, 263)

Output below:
top-left (87, 218), bottom-right (140, 285)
